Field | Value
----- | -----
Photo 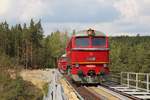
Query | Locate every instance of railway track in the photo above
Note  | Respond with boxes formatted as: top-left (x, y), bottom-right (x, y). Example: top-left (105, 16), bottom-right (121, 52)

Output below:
top-left (66, 76), bottom-right (121, 100)
top-left (73, 84), bottom-right (141, 100)
top-left (63, 75), bottom-right (99, 100)
top-left (64, 76), bottom-right (142, 100)
top-left (61, 72), bottom-right (150, 100)
top-left (73, 85), bottom-right (100, 100)
top-left (100, 83), bottom-right (141, 100)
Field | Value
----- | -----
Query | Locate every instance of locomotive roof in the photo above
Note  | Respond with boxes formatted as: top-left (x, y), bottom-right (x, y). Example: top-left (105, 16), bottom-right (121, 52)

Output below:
top-left (73, 30), bottom-right (106, 37)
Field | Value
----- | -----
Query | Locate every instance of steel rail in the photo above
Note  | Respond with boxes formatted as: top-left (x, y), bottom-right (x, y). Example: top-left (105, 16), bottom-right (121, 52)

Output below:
top-left (65, 75), bottom-right (102, 100)
top-left (65, 79), bottom-right (84, 100)
top-left (83, 86), bottom-right (104, 99)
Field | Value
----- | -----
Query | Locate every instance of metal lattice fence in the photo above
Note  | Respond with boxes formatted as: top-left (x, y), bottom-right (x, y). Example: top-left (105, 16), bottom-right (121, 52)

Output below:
top-left (121, 72), bottom-right (150, 92)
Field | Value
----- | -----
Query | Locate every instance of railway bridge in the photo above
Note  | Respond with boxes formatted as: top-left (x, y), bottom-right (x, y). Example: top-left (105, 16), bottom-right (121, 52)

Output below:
top-left (43, 69), bottom-right (150, 100)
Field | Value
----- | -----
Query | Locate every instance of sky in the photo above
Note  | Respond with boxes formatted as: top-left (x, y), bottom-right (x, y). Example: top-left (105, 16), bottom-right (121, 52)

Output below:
top-left (0, 0), bottom-right (150, 36)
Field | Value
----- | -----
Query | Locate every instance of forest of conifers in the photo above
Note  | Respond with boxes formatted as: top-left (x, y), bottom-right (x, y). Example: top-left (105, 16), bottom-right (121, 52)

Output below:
top-left (0, 19), bottom-right (67, 69)
top-left (0, 20), bottom-right (150, 72)
top-left (110, 36), bottom-right (150, 73)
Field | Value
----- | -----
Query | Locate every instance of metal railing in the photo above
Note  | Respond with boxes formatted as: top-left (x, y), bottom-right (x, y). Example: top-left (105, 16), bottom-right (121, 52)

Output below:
top-left (109, 71), bottom-right (121, 84)
top-left (43, 69), bottom-right (67, 100)
top-left (121, 72), bottom-right (150, 92)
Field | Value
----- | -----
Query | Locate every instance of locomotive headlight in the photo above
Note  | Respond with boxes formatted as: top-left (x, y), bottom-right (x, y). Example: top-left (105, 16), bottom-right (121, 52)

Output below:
top-left (103, 64), bottom-right (107, 68)
top-left (87, 28), bottom-right (95, 36)
top-left (75, 64), bottom-right (79, 68)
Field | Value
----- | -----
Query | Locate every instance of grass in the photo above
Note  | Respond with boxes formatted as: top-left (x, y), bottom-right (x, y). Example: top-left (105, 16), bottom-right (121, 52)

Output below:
top-left (42, 82), bottom-right (49, 96)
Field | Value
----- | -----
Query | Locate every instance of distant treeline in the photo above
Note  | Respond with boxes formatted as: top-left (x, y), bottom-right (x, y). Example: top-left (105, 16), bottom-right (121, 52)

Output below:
top-left (0, 19), bottom-right (67, 69)
top-left (109, 36), bottom-right (150, 73)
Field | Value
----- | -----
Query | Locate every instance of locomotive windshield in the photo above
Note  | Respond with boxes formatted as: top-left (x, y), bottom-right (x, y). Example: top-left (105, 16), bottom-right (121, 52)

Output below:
top-left (92, 37), bottom-right (106, 46)
top-left (75, 37), bottom-right (106, 47)
top-left (75, 37), bottom-right (89, 47)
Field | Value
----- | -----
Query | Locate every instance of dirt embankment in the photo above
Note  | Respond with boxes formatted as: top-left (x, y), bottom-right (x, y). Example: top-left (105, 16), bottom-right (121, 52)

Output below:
top-left (20, 69), bottom-right (53, 89)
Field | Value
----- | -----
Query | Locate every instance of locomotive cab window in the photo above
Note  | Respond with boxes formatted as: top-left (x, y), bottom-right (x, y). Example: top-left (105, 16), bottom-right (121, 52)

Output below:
top-left (75, 37), bottom-right (89, 47)
top-left (92, 37), bottom-right (106, 46)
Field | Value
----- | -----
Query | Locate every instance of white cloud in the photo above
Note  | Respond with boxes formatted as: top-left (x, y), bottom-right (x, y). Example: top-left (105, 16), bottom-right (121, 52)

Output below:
top-left (43, 22), bottom-right (119, 36)
top-left (19, 0), bottom-right (54, 21)
top-left (0, 0), bottom-right (11, 15)
top-left (0, 0), bottom-right (54, 22)
top-left (115, 0), bottom-right (138, 18)
top-left (0, 0), bottom-right (150, 35)
top-left (113, 0), bottom-right (139, 21)
top-left (113, 0), bottom-right (150, 23)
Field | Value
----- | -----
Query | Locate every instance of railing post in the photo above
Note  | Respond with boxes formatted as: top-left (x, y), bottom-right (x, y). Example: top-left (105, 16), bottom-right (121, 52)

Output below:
top-left (121, 72), bottom-right (123, 85)
top-left (53, 70), bottom-right (56, 100)
top-left (127, 73), bottom-right (129, 87)
top-left (147, 74), bottom-right (149, 92)
top-left (136, 73), bottom-right (138, 90)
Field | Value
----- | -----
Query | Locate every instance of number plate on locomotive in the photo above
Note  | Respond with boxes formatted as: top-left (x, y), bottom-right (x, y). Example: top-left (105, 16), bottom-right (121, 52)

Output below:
top-left (86, 57), bottom-right (96, 61)
top-left (86, 65), bottom-right (96, 68)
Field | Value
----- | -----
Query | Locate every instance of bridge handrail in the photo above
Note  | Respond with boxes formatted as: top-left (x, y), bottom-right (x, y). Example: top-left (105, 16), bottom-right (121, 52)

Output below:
top-left (121, 72), bottom-right (150, 92)
top-left (121, 72), bottom-right (150, 75)
top-left (43, 69), bottom-right (67, 100)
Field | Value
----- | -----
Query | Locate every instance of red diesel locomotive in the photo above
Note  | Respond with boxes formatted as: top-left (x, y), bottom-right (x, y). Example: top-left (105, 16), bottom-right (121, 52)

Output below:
top-left (66, 29), bottom-right (109, 83)
top-left (58, 54), bottom-right (67, 73)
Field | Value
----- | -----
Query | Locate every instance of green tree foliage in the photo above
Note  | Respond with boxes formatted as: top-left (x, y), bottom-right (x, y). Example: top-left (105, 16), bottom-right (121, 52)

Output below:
top-left (0, 20), bottom-right (68, 69)
top-left (0, 70), bottom-right (43, 100)
top-left (109, 36), bottom-right (150, 73)
top-left (42, 31), bottom-right (68, 68)
top-left (0, 19), bottom-right (68, 99)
